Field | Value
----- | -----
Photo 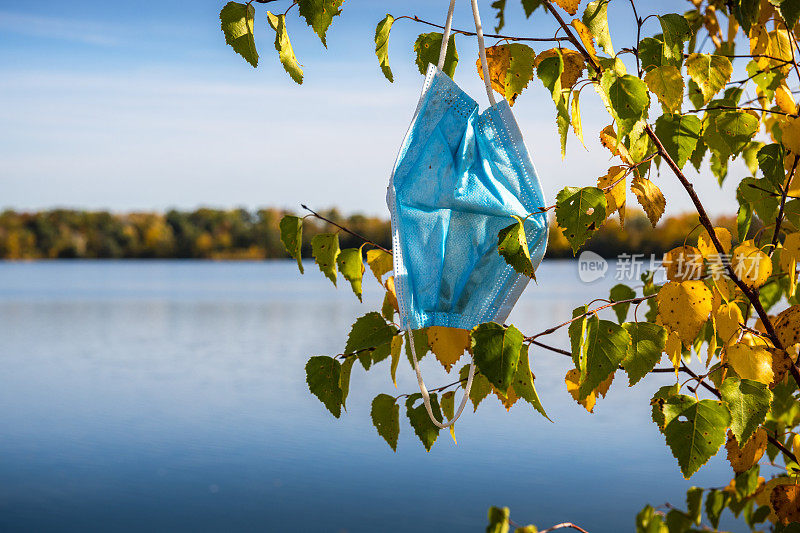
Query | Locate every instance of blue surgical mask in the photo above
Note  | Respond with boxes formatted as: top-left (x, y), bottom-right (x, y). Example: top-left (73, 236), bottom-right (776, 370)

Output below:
top-left (387, 0), bottom-right (549, 429)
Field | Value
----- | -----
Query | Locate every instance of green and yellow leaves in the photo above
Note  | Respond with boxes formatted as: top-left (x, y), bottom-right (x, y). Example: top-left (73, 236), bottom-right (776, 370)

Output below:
top-left (654, 114), bottom-right (702, 170)
top-left (371, 393), bottom-right (400, 451)
top-left (306, 356), bottom-right (343, 418)
top-left (220, 2), bottom-right (258, 68)
top-left (345, 312), bottom-right (397, 365)
top-left (555, 186), bottom-right (607, 253)
top-left (374, 15), bottom-right (394, 82)
top-left (486, 506), bottom-right (511, 533)
top-left (471, 322), bottom-right (524, 393)
top-left (685, 54), bottom-right (733, 105)
top-left (478, 44), bottom-right (537, 105)
top-left (725, 343), bottom-right (775, 385)
top-left (279, 215), bottom-right (304, 273)
top-left (498, 216), bottom-right (536, 278)
top-left (622, 322), bottom-right (668, 386)
top-left (606, 74), bottom-right (650, 140)
top-left (644, 66), bottom-right (684, 113)
top-left (336, 247), bottom-right (364, 301)
top-left (512, 345), bottom-right (549, 420)
top-left (366, 249), bottom-right (393, 282)
top-left (427, 326), bottom-right (470, 372)
top-left (659, 14), bottom-right (693, 67)
top-left (659, 394), bottom-right (731, 478)
top-left (577, 316), bottom-right (631, 399)
top-left (267, 12), bottom-right (303, 84)
top-left (415, 33), bottom-right (457, 77)
top-left (719, 377), bottom-right (772, 445)
top-left (582, 0), bottom-right (613, 56)
top-left (297, 0), bottom-right (343, 48)
top-left (311, 233), bottom-right (339, 285)
top-left (552, 0), bottom-right (580, 16)
top-left (630, 177), bottom-right (666, 226)
top-left (406, 393), bottom-right (441, 451)
top-left (705, 111), bottom-right (760, 162)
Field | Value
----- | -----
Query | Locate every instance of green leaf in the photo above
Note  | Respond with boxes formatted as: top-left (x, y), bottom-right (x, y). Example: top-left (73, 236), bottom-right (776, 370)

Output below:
top-left (389, 335), bottom-right (402, 386)
top-left (660, 395), bottom-right (731, 478)
top-left (582, 0), bottom-right (613, 55)
top-left (742, 141), bottom-right (765, 174)
top-left (522, 0), bottom-right (543, 17)
top-left (461, 364), bottom-right (493, 411)
top-left (720, 377), bottom-right (772, 445)
top-left (737, 177), bottom-right (779, 223)
top-left (441, 390), bottom-right (457, 443)
top-left (220, 2), bottom-right (258, 68)
top-left (607, 74), bottom-right (650, 139)
top-left (297, 0), bottom-right (343, 48)
top-left (339, 356), bottom-right (355, 408)
top-left (405, 328), bottom-right (429, 366)
top-left (654, 113), bottom-right (702, 170)
top-left (687, 77), bottom-right (704, 110)
top-left (659, 14), bottom-right (692, 67)
top-left (707, 110), bottom-right (759, 160)
top-left (337, 248), bottom-right (364, 301)
top-left (536, 51), bottom-right (570, 157)
top-left (267, 12), bottom-right (303, 84)
top-left (705, 489), bottom-right (729, 530)
top-left (406, 393), bottom-right (441, 451)
top-left (305, 356), bottom-right (342, 418)
top-left (471, 322), bottom-right (524, 393)
top-left (486, 506), bottom-right (510, 533)
top-left (686, 486), bottom-right (703, 525)
top-left (636, 505), bottom-right (667, 533)
top-left (279, 215), bottom-right (303, 273)
top-left (311, 233), bottom-right (339, 285)
top-left (689, 137), bottom-right (707, 171)
top-left (609, 284), bottom-right (636, 323)
top-left (497, 43), bottom-right (537, 104)
top-left (644, 65), bottom-right (684, 113)
top-left (732, 0), bottom-right (760, 33)
top-left (371, 393), bottom-right (400, 451)
top-left (577, 316), bottom-right (631, 399)
top-left (555, 186), bottom-right (607, 254)
top-left (498, 216), bottom-right (536, 278)
top-left (748, 60), bottom-right (783, 102)
top-left (651, 384), bottom-right (679, 431)
top-left (513, 345), bottom-right (550, 420)
top-left (737, 204), bottom-right (753, 242)
top-left (685, 54), bottom-right (732, 105)
top-left (638, 37), bottom-right (664, 72)
top-left (757, 143), bottom-right (786, 189)
top-left (414, 33), bottom-right (457, 78)
top-left (621, 322), bottom-right (668, 386)
top-left (491, 0), bottom-right (507, 32)
top-left (345, 312), bottom-right (396, 362)
top-left (374, 14), bottom-right (394, 82)
top-left (568, 305), bottom-right (590, 371)
top-left (777, 0), bottom-right (800, 29)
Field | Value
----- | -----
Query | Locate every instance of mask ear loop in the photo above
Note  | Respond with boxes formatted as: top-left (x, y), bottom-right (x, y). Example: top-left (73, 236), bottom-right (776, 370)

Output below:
top-left (408, 329), bottom-right (476, 429)
top-left (436, 0), bottom-right (498, 107)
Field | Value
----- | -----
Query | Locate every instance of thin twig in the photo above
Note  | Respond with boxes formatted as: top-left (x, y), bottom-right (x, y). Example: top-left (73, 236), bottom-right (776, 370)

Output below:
top-left (301, 204), bottom-right (391, 254)
top-left (771, 155), bottom-right (800, 254)
top-left (527, 295), bottom-right (655, 341)
top-left (540, 523), bottom-right (590, 533)
top-left (393, 15), bottom-right (570, 43)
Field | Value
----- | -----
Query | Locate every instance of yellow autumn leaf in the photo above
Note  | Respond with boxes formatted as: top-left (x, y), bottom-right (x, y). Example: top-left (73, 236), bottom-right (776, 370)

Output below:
top-left (644, 65), bottom-right (684, 113)
top-left (775, 305), bottom-right (800, 349)
top-left (597, 165), bottom-right (626, 221)
top-left (663, 245), bottom-right (704, 282)
top-left (631, 176), bottom-right (666, 226)
top-left (731, 242), bottom-right (772, 289)
top-left (477, 44), bottom-right (536, 105)
top-left (665, 329), bottom-right (683, 373)
top-left (599, 125), bottom-right (632, 163)
top-left (384, 275), bottom-right (399, 312)
top-left (771, 347), bottom-right (794, 388)
top-left (571, 89), bottom-right (585, 148)
top-left (715, 302), bottom-right (744, 345)
top-left (697, 226), bottom-right (732, 257)
top-left (535, 48), bottom-right (585, 90)
top-left (552, 0), bottom-right (580, 16)
top-left (726, 427), bottom-right (768, 473)
top-left (776, 84), bottom-right (797, 114)
top-left (657, 280), bottom-right (713, 347)
top-left (366, 249), bottom-right (393, 282)
top-left (565, 368), bottom-right (596, 412)
top-left (780, 116), bottom-right (800, 154)
top-left (570, 19), bottom-right (598, 61)
top-left (725, 343), bottom-right (775, 385)
top-left (493, 384), bottom-right (519, 411)
top-left (427, 326), bottom-right (470, 373)
top-left (771, 484), bottom-right (800, 525)
top-left (792, 434), bottom-right (800, 460)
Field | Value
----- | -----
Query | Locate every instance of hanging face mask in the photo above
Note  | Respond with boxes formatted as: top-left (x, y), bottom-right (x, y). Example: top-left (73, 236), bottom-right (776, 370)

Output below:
top-left (386, 0), bottom-right (548, 428)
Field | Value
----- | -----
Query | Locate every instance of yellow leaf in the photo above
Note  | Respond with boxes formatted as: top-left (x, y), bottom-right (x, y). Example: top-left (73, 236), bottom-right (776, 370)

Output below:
top-left (384, 275), bottom-right (399, 312)
top-left (771, 347), bottom-right (794, 388)
top-left (657, 280), bottom-right (713, 347)
top-left (775, 305), bottom-right (800, 350)
top-left (631, 176), bottom-right (666, 226)
top-left (780, 116), bottom-right (800, 154)
top-left (665, 330), bottom-right (683, 373)
top-left (756, 476), bottom-right (794, 524)
top-left (697, 226), bottom-right (732, 257)
top-left (771, 484), bottom-right (800, 525)
top-left (535, 48), bottom-right (585, 90)
top-left (731, 242), bottom-right (772, 289)
top-left (644, 65), bottom-right (684, 113)
top-left (725, 343), bottom-right (775, 385)
top-left (750, 23), bottom-right (769, 58)
top-left (663, 246), bottom-right (704, 282)
top-left (493, 384), bottom-right (519, 411)
top-left (565, 368), bottom-right (596, 412)
top-left (726, 427), bottom-right (768, 473)
top-left (776, 84), bottom-right (797, 114)
top-left (715, 302), bottom-right (744, 345)
top-left (571, 89), bottom-right (585, 148)
top-left (792, 434), bottom-right (800, 460)
top-left (599, 125), bottom-right (632, 163)
top-left (552, 0), bottom-right (580, 16)
top-left (571, 19), bottom-right (598, 61)
top-left (366, 249), bottom-right (393, 282)
top-left (595, 371), bottom-right (615, 398)
top-left (597, 165), bottom-right (626, 221)
top-left (427, 326), bottom-right (470, 373)
top-left (477, 44), bottom-right (536, 105)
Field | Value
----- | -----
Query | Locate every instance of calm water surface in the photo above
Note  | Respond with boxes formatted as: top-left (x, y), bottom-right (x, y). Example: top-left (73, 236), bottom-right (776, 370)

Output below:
top-left (0, 260), bottom-right (745, 532)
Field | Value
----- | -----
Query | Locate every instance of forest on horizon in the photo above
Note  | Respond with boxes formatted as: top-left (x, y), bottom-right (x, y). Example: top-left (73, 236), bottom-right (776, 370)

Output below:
top-left (0, 207), bottom-right (741, 260)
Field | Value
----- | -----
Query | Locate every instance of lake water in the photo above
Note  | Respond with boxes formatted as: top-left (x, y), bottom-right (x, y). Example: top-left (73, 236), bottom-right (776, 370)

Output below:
top-left (0, 260), bottom-right (746, 532)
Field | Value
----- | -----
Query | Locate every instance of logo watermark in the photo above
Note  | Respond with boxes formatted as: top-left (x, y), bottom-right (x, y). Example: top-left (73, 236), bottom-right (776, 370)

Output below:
top-left (577, 251), bottom-right (608, 283)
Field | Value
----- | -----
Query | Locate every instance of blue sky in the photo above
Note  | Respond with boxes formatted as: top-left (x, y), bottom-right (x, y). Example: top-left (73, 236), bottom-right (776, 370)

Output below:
top-left (0, 0), bottom-right (745, 216)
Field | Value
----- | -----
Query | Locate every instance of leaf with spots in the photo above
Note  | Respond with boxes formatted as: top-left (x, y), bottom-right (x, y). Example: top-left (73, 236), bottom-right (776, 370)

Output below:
top-left (311, 233), bottom-right (339, 284)
top-left (414, 33), bottom-right (457, 78)
top-left (267, 12), bottom-right (303, 84)
top-left (657, 281), bottom-right (713, 347)
top-left (658, 14), bottom-right (693, 67)
top-left (577, 316), bottom-right (631, 400)
top-left (478, 44), bottom-right (537, 105)
top-left (605, 74), bottom-right (650, 140)
top-left (345, 312), bottom-right (397, 370)
top-left (645, 65), bottom-right (684, 113)
top-left (427, 326), bottom-right (470, 372)
top-left (597, 166), bottom-right (626, 222)
top-left (724, 344), bottom-right (775, 386)
top-left (297, 0), bottom-right (343, 47)
top-left (405, 393), bottom-right (441, 451)
top-left (370, 393), bottom-right (400, 451)
top-left (659, 394), bottom-right (731, 478)
top-left (305, 356), bottom-right (343, 418)
top-left (582, 0), bottom-right (613, 55)
top-left (471, 322), bottom-right (524, 393)
top-left (460, 363), bottom-right (493, 412)
top-left (498, 216), bottom-right (536, 278)
top-left (725, 427), bottom-right (768, 473)
top-left (279, 215), bottom-right (304, 273)
top-left (552, 0), bottom-right (580, 16)
top-left (374, 14), bottom-right (395, 82)
top-left (511, 344), bottom-right (550, 420)
top-left (220, 2), bottom-right (258, 67)
top-left (555, 186), bottom-right (607, 254)
top-left (337, 248), bottom-right (364, 301)
top-left (630, 177), bottom-right (666, 226)
top-left (622, 322), bottom-right (668, 386)
top-left (720, 377), bottom-right (771, 446)
top-left (770, 483), bottom-right (800, 525)
top-left (654, 114), bottom-right (702, 170)
top-left (685, 54), bottom-right (732, 105)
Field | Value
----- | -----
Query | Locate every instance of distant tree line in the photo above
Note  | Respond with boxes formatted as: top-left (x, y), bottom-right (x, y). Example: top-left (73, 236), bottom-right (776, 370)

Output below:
top-left (0, 208), bottom-right (739, 260)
